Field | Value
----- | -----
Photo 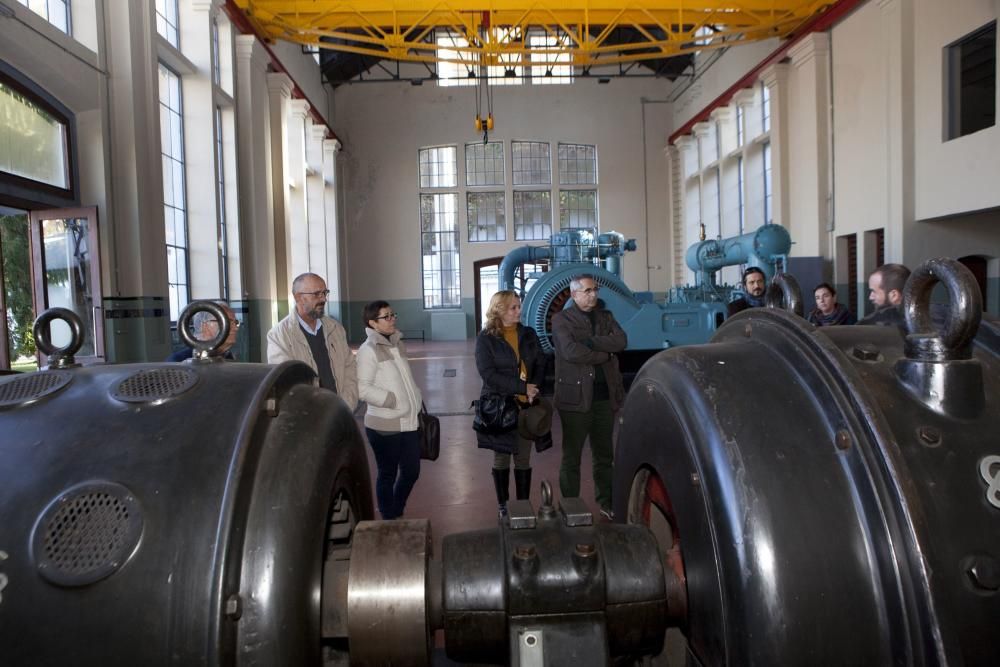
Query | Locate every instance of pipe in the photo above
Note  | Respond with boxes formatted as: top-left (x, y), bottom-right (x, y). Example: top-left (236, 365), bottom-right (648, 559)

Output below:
top-left (499, 245), bottom-right (551, 291)
top-left (685, 224), bottom-right (791, 286)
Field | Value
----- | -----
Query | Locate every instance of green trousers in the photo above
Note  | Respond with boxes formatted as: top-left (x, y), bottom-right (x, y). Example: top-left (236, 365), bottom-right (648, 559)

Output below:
top-left (557, 400), bottom-right (614, 510)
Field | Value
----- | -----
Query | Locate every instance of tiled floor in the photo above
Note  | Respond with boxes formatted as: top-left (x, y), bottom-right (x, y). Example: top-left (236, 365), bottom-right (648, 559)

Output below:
top-left (356, 339), bottom-right (599, 552)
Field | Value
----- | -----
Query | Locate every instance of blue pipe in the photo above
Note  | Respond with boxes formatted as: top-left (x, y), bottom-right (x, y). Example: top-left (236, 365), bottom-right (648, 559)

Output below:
top-left (499, 245), bottom-right (552, 290)
top-left (685, 224), bottom-right (792, 286)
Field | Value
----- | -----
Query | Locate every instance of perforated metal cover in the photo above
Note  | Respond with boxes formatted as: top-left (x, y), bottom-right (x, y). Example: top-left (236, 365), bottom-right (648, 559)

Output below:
top-left (31, 481), bottom-right (143, 587)
top-left (0, 371), bottom-right (73, 409)
top-left (111, 368), bottom-right (198, 403)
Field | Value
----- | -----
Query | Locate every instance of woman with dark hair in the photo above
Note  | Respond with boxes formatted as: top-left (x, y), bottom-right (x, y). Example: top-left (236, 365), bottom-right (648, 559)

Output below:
top-left (475, 290), bottom-right (551, 518)
top-left (807, 282), bottom-right (857, 326)
top-left (357, 300), bottom-right (423, 519)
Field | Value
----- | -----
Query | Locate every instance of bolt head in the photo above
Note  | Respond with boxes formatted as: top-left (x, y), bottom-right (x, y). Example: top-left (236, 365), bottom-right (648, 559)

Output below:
top-left (967, 556), bottom-right (1000, 592)
top-left (917, 426), bottom-right (941, 447)
top-left (852, 344), bottom-right (880, 362)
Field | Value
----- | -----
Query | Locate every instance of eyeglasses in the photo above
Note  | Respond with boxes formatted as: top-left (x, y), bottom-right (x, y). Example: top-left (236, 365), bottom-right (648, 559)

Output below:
top-left (297, 289), bottom-right (330, 298)
top-left (576, 287), bottom-right (600, 295)
top-left (375, 312), bottom-right (398, 321)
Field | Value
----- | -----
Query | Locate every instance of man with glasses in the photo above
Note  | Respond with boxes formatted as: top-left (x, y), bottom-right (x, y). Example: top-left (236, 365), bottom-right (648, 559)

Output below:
top-left (551, 274), bottom-right (627, 521)
top-left (728, 266), bottom-right (768, 316)
top-left (267, 272), bottom-right (358, 412)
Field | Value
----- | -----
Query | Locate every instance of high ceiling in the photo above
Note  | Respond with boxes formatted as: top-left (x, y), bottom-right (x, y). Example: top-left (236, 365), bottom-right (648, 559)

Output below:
top-left (230, 1), bottom-right (837, 86)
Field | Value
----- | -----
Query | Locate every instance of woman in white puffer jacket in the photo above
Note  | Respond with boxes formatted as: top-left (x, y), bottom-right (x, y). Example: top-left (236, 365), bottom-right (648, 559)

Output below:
top-left (357, 300), bottom-right (424, 519)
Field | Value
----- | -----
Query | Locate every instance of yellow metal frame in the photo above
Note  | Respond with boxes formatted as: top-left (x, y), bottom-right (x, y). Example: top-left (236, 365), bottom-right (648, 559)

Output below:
top-left (231, 1), bottom-right (835, 67)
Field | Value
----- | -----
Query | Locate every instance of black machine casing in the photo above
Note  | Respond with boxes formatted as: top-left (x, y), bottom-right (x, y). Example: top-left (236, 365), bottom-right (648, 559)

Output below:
top-left (615, 300), bottom-right (1000, 666)
top-left (0, 360), bottom-right (372, 665)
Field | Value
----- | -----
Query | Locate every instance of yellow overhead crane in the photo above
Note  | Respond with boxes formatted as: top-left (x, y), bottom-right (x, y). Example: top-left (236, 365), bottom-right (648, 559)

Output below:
top-left (230, 1), bottom-right (837, 67)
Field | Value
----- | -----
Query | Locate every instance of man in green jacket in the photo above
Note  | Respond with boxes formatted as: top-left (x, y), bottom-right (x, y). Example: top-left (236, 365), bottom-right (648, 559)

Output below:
top-left (551, 274), bottom-right (627, 520)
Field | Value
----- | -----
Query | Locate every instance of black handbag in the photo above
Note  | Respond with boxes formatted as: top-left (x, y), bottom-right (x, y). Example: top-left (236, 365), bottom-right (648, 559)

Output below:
top-left (418, 403), bottom-right (440, 461)
top-left (472, 392), bottom-right (519, 435)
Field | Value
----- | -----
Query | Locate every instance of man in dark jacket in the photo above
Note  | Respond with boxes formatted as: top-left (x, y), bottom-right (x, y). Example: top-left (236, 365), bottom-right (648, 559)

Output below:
top-left (727, 266), bottom-right (767, 316)
top-left (552, 275), bottom-right (627, 520)
top-left (859, 263), bottom-right (910, 328)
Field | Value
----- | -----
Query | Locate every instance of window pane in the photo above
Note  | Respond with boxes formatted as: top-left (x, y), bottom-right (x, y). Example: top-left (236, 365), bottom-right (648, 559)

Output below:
top-left (159, 63), bottom-right (188, 320)
top-left (763, 142), bottom-right (772, 224)
top-left (512, 141), bottom-right (551, 185)
top-left (19, 0), bottom-right (70, 34)
top-left (436, 31), bottom-right (476, 87)
top-left (0, 80), bottom-right (69, 188)
top-left (558, 143), bottom-right (597, 185)
top-left (513, 191), bottom-right (552, 240)
top-left (529, 31), bottom-right (573, 84)
top-left (420, 193), bottom-right (461, 308)
top-left (467, 192), bottom-right (506, 242)
top-left (558, 190), bottom-right (597, 230)
top-left (419, 146), bottom-right (457, 188)
top-left (465, 142), bottom-right (505, 186)
top-left (945, 21), bottom-right (997, 139)
top-left (156, 0), bottom-right (180, 48)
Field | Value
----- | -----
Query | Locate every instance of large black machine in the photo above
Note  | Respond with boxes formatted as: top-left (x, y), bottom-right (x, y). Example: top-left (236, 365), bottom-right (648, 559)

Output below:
top-left (1, 258), bottom-right (998, 665)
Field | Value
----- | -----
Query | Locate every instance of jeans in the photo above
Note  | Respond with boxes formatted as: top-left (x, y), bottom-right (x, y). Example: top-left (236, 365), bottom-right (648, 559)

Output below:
top-left (365, 428), bottom-right (421, 520)
top-left (558, 400), bottom-right (615, 510)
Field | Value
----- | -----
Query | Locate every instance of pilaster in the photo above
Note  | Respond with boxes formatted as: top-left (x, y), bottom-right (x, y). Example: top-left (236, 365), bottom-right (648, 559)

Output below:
top-left (760, 62), bottom-right (790, 230)
top-left (284, 97), bottom-right (311, 278)
top-left (323, 138), bottom-right (344, 318)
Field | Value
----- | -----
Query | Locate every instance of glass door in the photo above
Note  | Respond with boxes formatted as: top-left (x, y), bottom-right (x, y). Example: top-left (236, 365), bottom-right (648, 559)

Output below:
top-left (29, 207), bottom-right (104, 364)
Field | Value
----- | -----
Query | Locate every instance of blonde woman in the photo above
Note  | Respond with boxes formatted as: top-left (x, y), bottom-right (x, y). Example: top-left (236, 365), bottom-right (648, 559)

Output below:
top-left (357, 300), bottom-right (423, 519)
top-left (475, 290), bottom-right (550, 518)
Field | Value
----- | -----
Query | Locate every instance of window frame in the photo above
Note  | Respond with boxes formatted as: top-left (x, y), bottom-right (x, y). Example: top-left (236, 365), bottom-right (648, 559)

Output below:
top-left (944, 20), bottom-right (997, 141)
top-left (158, 61), bottom-right (190, 322)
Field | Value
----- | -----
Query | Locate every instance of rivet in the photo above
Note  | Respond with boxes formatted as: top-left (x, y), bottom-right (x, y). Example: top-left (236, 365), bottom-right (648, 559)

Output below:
top-left (852, 343), bottom-right (880, 362)
top-left (835, 430), bottom-right (852, 450)
top-left (743, 323), bottom-right (752, 338)
top-left (575, 543), bottom-right (596, 557)
top-left (514, 545), bottom-right (536, 561)
top-left (225, 593), bottom-right (243, 619)
top-left (917, 426), bottom-right (941, 447)
top-left (966, 556), bottom-right (1000, 592)
top-left (690, 473), bottom-right (700, 486)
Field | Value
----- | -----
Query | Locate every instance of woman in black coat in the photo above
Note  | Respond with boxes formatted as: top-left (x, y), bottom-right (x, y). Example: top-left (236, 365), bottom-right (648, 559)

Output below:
top-left (475, 290), bottom-right (549, 518)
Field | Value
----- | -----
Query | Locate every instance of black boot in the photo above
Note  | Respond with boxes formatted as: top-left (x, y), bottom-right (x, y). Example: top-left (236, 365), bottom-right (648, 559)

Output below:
top-left (492, 468), bottom-right (510, 518)
top-left (514, 468), bottom-right (532, 500)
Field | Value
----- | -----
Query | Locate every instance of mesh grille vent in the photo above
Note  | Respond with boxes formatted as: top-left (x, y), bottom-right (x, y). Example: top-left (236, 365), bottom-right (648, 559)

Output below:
top-left (0, 372), bottom-right (72, 409)
top-left (33, 482), bottom-right (142, 587)
top-left (112, 368), bottom-right (198, 403)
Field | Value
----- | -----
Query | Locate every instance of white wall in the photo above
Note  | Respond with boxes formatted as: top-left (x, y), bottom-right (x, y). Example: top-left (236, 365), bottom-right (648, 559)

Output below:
top-left (332, 77), bottom-right (675, 305)
top-left (913, 0), bottom-right (1000, 220)
top-left (670, 39), bottom-right (779, 130)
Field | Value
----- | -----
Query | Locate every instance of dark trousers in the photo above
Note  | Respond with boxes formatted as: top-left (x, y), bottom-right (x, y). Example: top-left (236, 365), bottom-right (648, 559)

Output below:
top-left (365, 428), bottom-right (421, 520)
top-left (558, 400), bottom-right (614, 510)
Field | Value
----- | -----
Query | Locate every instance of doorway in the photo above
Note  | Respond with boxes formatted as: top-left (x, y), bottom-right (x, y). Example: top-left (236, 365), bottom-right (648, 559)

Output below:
top-left (0, 206), bottom-right (104, 370)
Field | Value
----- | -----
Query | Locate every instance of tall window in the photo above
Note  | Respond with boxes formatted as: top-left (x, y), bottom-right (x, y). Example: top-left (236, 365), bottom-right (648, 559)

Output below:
top-left (761, 82), bottom-right (771, 133)
top-left (419, 147), bottom-right (460, 308)
top-left (512, 141), bottom-right (552, 240)
top-left (466, 142), bottom-right (505, 242)
top-left (945, 21), bottom-right (996, 140)
top-left (436, 31), bottom-right (476, 87)
top-left (159, 64), bottom-right (188, 321)
top-left (737, 156), bottom-right (745, 233)
top-left (529, 31), bottom-right (573, 84)
top-left (762, 141), bottom-right (772, 224)
top-left (211, 16), bottom-right (222, 86)
top-left (214, 106), bottom-right (229, 300)
top-left (736, 105), bottom-right (745, 146)
top-left (558, 143), bottom-right (597, 230)
top-left (17, 0), bottom-right (70, 33)
top-left (156, 0), bottom-right (180, 48)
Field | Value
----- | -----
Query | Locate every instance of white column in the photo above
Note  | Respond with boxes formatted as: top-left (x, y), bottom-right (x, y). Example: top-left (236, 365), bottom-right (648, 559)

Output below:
top-left (673, 134), bottom-right (698, 282)
top-left (306, 124), bottom-right (328, 277)
top-left (760, 62), bottom-right (791, 231)
top-left (284, 97), bottom-right (311, 277)
top-left (184, 0), bottom-right (222, 299)
top-left (786, 31), bottom-right (833, 257)
top-left (234, 35), bottom-right (278, 331)
top-left (664, 143), bottom-right (685, 287)
top-left (878, 0), bottom-right (914, 264)
top-left (323, 138), bottom-right (344, 320)
top-left (267, 72), bottom-right (294, 303)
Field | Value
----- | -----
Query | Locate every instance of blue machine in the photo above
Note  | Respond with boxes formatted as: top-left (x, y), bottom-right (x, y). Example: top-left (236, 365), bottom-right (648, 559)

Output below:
top-left (500, 224), bottom-right (792, 355)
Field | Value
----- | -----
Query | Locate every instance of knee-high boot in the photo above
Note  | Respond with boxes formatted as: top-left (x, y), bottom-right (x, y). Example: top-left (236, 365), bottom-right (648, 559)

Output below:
top-left (492, 468), bottom-right (510, 518)
top-left (514, 468), bottom-right (532, 501)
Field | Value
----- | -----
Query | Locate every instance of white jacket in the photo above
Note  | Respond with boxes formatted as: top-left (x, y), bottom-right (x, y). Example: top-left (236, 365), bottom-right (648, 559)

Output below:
top-left (266, 312), bottom-right (359, 412)
top-left (357, 328), bottom-right (422, 432)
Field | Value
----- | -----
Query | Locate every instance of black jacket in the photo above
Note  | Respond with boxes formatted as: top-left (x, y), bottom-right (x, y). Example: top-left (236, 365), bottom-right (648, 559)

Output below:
top-left (551, 303), bottom-right (627, 413)
top-left (474, 324), bottom-right (546, 453)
